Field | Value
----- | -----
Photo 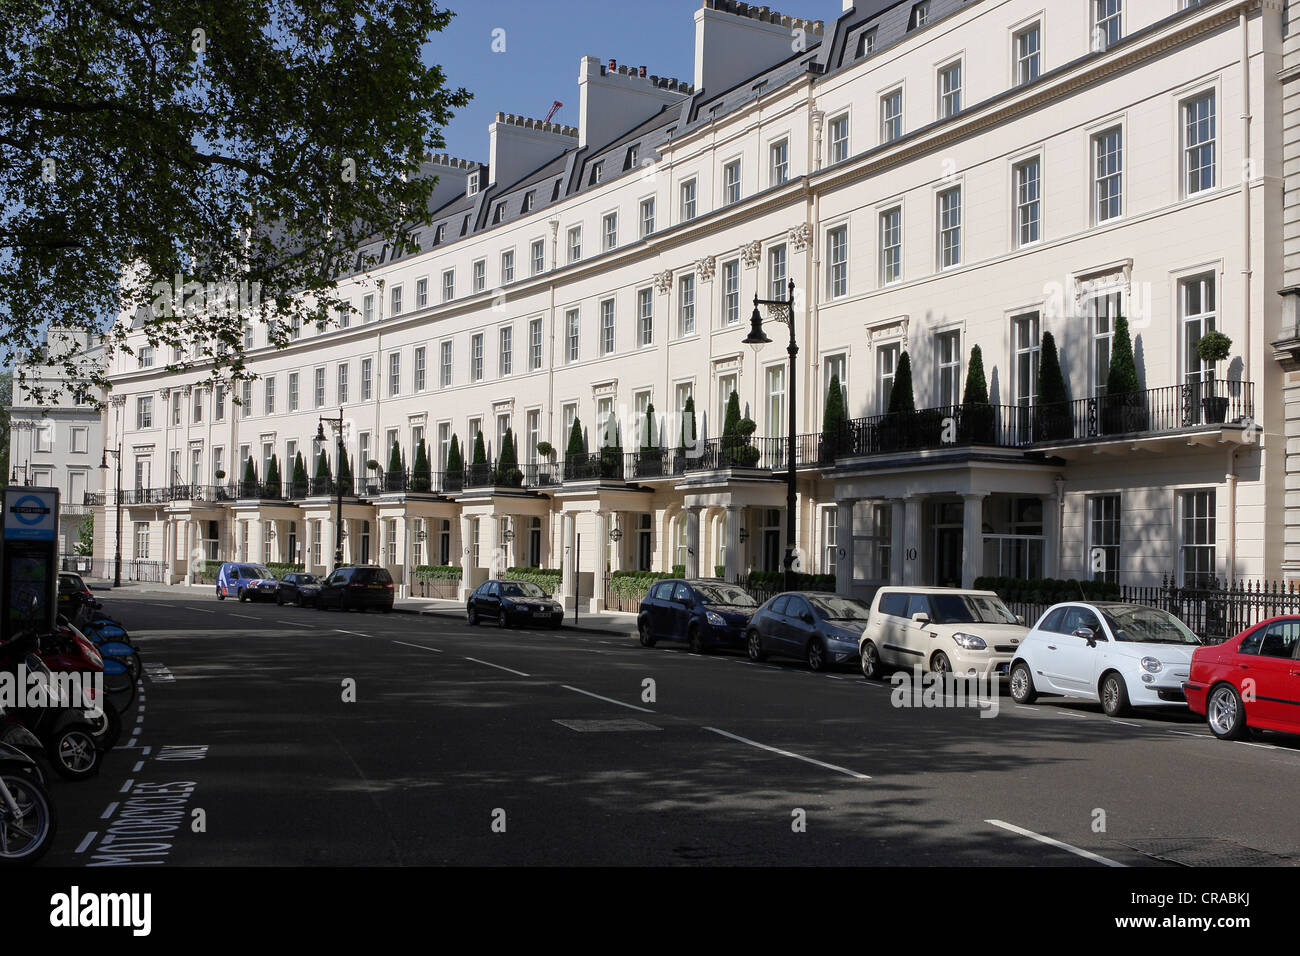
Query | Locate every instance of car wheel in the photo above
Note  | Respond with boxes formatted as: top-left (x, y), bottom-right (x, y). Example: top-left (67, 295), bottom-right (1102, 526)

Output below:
top-left (1100, 671), bottom-right (1130, 718)
top-left (277, 592), bottom-right (284, 606)
top-left (688, 625), bottom-right (707, 655)
top-left (930, 651), bottom-right (952, 676)
top-left (859, 641), bottom-right (883, 681)
top-left (216, 591), bottom-right (225, 601)
top-left (1207, 683), bottom-right (1248, 740)
top-left (498, 609), bottom-right (508, 629)
top-left (807, 637), bottom-right (827, 672)
top-left (238, 590), bottom-right (247, 603)
top-left (746, 629), bottom-right (767, 662)
top-left (467, 605), bottom-right (478, 626)
top-left (638, 620), bottom-right (657, 648)
top-left (1009, 662), bottom-right (1036, 703)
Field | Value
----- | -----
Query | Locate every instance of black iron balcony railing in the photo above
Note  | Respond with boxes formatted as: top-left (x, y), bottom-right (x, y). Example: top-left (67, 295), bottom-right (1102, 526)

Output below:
top-left (562, 450), bottom-right (627, 482)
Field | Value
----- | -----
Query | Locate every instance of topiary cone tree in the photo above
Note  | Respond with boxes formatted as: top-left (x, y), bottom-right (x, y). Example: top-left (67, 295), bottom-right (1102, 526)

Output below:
top-left (387, 439), bottom-right (403, 490)
top-left (242, 457), bottom-right (258, 496)
top-left (1103, 314), bottom-right (1144, 434)
top-left (641, 403), bottom-right (657, 452)
top-left (888, 351), bottom-right (916, 413)
top-left (720, 389), bottom-right (744, 465)
top-left (678, 395), bottom-right (697, 456)
top-left (292, 451), bottom-right (308, 497)
top-left (445, 434), bottom-right (463, 491)
top-left (1035, 331), bottom-right (1071, 441)
top-left (821, 374), bottom-right (848, 460)
top-left (498, 428), bottom-right (521, 486)
top-left (411, 439), bottom-right (431, 492)
top-left (338, 449), bottom-right (353, 496)
top-left (263, 455), bottom-right (281, 498)
top-left (315, 449), bottom-right (331, 493)
top-left (960, 345), bottom-right (993, 444)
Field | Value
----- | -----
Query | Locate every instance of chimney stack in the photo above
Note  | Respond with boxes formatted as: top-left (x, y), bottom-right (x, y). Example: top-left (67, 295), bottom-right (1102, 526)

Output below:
top-left (693, 0), bottom-right (824, 95)
top-left (578, 55), bottom-right (691, 149)
top-left (487, 112), bottom-right (578, 187)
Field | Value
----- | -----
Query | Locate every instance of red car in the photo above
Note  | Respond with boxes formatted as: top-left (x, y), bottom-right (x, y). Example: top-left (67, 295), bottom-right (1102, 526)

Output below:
top-left (1185, 616), bottom-right (1300, 739)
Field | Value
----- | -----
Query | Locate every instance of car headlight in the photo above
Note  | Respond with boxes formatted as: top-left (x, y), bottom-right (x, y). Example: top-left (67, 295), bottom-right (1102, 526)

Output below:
top-left (706, 611), bottom-right (727, 627)
top-left (1141, 657), bottom-right (1163, 674)
top-left (951, 632), bottom-right (987, 650)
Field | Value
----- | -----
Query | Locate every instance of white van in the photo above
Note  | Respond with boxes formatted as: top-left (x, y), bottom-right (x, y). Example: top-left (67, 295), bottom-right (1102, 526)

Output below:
top-left (859, 587), bottom-right (1029, 680)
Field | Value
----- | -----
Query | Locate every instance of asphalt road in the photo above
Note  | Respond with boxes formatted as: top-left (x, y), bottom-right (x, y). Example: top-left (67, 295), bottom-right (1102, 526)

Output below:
top-left (37, 589), bottom-right (1300, 867)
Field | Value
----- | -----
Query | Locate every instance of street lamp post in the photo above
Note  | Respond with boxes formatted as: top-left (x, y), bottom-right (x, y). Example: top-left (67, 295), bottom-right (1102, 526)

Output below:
top-left (99, 443), bottom-right (123, 588)
top-left (315, 407), bottom-right (346, 570)
top-left (743, 278), bottom-right (798, 593)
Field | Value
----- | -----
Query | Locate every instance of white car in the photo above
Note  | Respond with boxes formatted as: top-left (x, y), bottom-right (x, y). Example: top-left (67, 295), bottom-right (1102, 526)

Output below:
top-left (1008, 602), bottom-right (1202, 716)
top-left (858, 587), bottom-right (1029, 681)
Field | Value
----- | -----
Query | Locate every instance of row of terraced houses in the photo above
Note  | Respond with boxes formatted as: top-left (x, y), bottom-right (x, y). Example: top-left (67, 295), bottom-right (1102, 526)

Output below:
top-left (19, 0), bottom-right (1300, 607)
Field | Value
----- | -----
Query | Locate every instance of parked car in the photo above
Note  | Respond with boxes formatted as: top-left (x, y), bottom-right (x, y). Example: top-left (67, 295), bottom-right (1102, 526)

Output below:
top-left (637, 579), bottom-right (758, 654)
top-left (57, 571), bottom-right (94, 624)
top-left (1185, 616), bottom-right (1300, 739)
top-left (315, 566), bottom-right (395, 612)
top-left (1009, 602), bottom-right (1201, 716)
top-left (746, 592), bottom-right (871, 671)
top-left (859, 587), bottom-right (1028, 680)
top-left (216, 562), bottom-right (277, 602)
top-left (466, 580), bottom-right (564, 628)
top-left (277, 573), bottom-right (322, 607)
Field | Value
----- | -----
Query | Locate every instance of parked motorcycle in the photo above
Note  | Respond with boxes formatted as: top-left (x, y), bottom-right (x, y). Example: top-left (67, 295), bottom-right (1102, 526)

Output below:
top-left (0, 741), bottom-right (56, 865)
top-left (0, 633), bottom-right (103, 781)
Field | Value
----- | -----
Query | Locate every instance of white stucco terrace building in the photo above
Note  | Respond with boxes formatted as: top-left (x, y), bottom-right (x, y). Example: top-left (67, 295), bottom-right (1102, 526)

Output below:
top-left (92, 0), bottom-right (1296, 606)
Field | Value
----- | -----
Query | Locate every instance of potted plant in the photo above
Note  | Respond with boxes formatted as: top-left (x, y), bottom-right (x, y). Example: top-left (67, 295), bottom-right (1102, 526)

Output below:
top-left (411, 441), bottom-right (431, 492)
top-left (959, 345), bottom-right (995, 445)
top-left (1102, 315), bottom-right (1147, 435)
top-left (820, 373), bottom-right (848, 462)
top-left (882, 351), bottom-right (916, 452)
top-left (291, 452), bottom-right (308, 498)
top-left (1034, 332), bottom-right (1071, 441)
top-left (535, 440), bottom-right (556, 485)
top-left (214, 469), bottom-right (229, 500)
top-left (1196, 330), bottom-right (1233, 423)
top-left (498, 428), bottom-right (523, 487)
top-left (635, 404), bottom-right (663, 477)
top-left (445, 435), bottom-right (464, 492)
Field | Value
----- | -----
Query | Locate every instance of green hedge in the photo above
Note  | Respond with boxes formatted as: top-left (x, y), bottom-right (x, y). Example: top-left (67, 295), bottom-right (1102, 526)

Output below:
top-left (265, 563), bottom-right (304, 580)
top-left (414, 564), bottom-right (462, 581)
top-left (610, 570), bottom-right (675, 601)
top-left (744, 571), bottom-right (837, 593)
top-left (973, 576), bottom-right (1119, 605)
top-left (504, 567), bottom-right (563, 595)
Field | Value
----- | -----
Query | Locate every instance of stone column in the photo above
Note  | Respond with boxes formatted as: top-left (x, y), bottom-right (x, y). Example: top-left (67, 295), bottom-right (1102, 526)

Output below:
top-left (560, 512), bottom-right (577, 610)
top-left (486, 514), bottom-right (503, 578)
top-left (724, 505), bottom-right (743, 582)
top-left (590, 510), bottom-right (609, 612)
top-left (318, 516), bottom-right (333, 572)
top-left (836, 499), bottom-right (856, 596)
top-left (902, 497), bottom-right (922, 585)
top-left (458, 513), bottom-right (474, 600)
top-left (608, 513), bottom-right (623, 574)
top-left (181, 521), bottom-right (192, 585)
top-left (684, 506), bottom-right (702, 578)
top-left (1045, 478), bottom-right (1065, 579)
top-left (961, 493), bottom-right (987, 588)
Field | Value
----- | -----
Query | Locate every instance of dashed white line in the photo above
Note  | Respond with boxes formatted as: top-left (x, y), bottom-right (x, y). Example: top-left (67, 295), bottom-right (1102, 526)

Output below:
top-left (100, 802), bottom-right (120, 820)
top-left (119, 779), bottom-right (134, 793)
top-left (392, 640), bottom-right (443, 653)
top-left (986, 819), bottom-right (1126, 867)
top-left (132, 761), bottom-right (145, 773)
top-left (464, 657), bottom-right (531, 678)
top-left (561, 685), bottom-right (654, 713)
top-left (333, 629), bottom-right (371, 637)
top-left (75, 832), bottom-right (97, 854)
top-left (704, 727), bottom-right (871, 780)
top-left (231, 613), bottom-right (259, 621)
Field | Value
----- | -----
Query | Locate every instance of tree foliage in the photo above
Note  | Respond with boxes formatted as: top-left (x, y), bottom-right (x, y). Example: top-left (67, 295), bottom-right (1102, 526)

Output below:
top-left (1, 1), bottom-right (471, 404)
top-left (887, 352), bottom-right (916, 414)
top-left (962, 346), bottom-right (988, 405)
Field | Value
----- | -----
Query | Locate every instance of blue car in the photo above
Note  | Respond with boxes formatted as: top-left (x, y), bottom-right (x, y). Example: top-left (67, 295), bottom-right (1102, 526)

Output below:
top-left (745, 592), bottom-right (871, 672)
top-left (636, 579), bottom-right (759, 653)
top-left (216, 562), bottom-right (277, 602)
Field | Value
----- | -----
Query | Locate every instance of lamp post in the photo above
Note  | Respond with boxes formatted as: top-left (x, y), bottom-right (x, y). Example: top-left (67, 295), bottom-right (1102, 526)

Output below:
top-left (743, 278), bottom-right (798, 592)
top-left (99, 443), bottom-right (123, 588)
top-left (315, 407), bottom-right (346, 570)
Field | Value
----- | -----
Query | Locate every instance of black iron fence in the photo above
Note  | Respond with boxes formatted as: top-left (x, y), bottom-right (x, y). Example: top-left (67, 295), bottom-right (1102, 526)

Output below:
top-left (1001, 577), bottom-right (1300, 645)
top-left (407, 573), bottom-right (461, 599)
top-left (83, 558), bottom-right (167, 583)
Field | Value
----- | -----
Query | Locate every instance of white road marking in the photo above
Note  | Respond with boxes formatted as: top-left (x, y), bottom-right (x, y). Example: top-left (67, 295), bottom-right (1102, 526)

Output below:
top-left (1168, 730), bottom-right (1212, 738)
top-left (333, 629), bottom-right (371, 637)
top-left (75, 832), bottom-right (97, 854)
top-left (561, 685), bottom-right (654, 713)
top-left (119, 779), bottom-right (134, 793)
top-left (100, 802), bottom-right (119, 820)
top-left (464, 657), bottom-right (531, 678)
top-left (185, 606), bottom-right (208, 613)
top-left (277, 619), bottom-right (305, 627)
top-left (231, 613), bottom-right (259, 621)
top-left (132, 761), bottom-right (145, 773)
top-left (704, 727), bottom-right (871, 780)
top-left (392, 640), bottom-right (443, 653)
top-left (985, 819), bottom-right (1126, 867)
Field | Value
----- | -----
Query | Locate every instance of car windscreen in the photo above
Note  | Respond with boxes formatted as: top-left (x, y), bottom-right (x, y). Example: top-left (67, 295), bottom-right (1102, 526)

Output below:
top-left (299, 575), bottom-right (318, 585)
top-left (809, 596), bottom-right (871, 621)
top-left (501, 581), bottom-right (546, 598)
top-left (1101, 606), bottom-right (1201, 645)
top-left (693, 585), bottom-right (757, 607)
top-left (249, 567), bottom-right (272, 579)
top-left (929, 594), bottom-right (1019, 625)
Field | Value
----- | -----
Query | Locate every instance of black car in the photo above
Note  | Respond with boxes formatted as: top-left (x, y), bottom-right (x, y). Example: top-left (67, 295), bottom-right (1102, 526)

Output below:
top-left (636, 579), bottom-right (758, 653)
top-left (315, 566), bottom-right (395, 612)
top-left (746, 592), bottom-right (870, 671)
top-left (277, 573), bottom-right (322, 606)
top-left (467, 580), bottom-right (564, 628)
top-left (58, 572), bottom-right (95, 626)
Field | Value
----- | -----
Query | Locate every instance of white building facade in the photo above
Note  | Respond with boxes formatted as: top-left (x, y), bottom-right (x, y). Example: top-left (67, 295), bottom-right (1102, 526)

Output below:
top-left (95, 0), bottom-right (1292, 604)
top-left (8, 328), bottom-right (107, 558)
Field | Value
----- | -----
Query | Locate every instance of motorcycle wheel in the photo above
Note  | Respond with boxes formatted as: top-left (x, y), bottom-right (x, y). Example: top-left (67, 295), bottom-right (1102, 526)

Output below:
top-left (0, 771), bottom-right (57, 865)
top-left (47, 724), bottom-right (101, 781)
top-left (89, 704), bottom-right (123, 751)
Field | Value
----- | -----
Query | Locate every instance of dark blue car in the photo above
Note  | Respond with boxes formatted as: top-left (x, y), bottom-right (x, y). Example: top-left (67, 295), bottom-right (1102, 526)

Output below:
top-left (637, 579), bottom-right (758, 654)
top-left (746, 592), bottom-right (871, 672)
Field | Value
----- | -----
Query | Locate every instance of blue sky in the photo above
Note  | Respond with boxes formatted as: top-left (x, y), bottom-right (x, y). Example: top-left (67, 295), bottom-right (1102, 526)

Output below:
top-left (425, 0), bottom-right (845, 162)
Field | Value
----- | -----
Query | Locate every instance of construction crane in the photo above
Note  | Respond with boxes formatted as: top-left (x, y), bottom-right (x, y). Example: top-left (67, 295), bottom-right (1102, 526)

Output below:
top-left (543, 100), bottom-right (563, 123)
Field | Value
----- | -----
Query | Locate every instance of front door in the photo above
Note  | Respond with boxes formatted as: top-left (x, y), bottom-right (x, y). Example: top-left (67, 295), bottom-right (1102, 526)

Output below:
top-left (934, 528), bottom-right (963, 588)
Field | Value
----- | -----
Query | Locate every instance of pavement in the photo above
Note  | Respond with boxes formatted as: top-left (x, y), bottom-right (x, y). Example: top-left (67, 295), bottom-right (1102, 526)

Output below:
top-left (34, 585), bottom-right (1300, 869)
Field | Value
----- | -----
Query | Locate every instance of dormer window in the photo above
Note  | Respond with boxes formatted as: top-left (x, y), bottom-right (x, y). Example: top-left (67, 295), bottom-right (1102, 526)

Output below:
top-left (467, 171), bottom-right (480, 196)
top-left (551, 178), bottom-right (563, 202)
top-left (589, 161), bottom-right (603, 186)
top-left (492, 203), bottom-right (505, 224)
top-left (522, 190), bottom-right (535, 213)
top-left (460, 215), bottom-right (469, 236)
top-left (433, 224), bottom-right (445, 245)
top-left (625, 144), bottom-right (640, 170)
top-left (856, 29), bottom-right (876, 57)
top-left (908, 1), bottom-right (930, 30)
